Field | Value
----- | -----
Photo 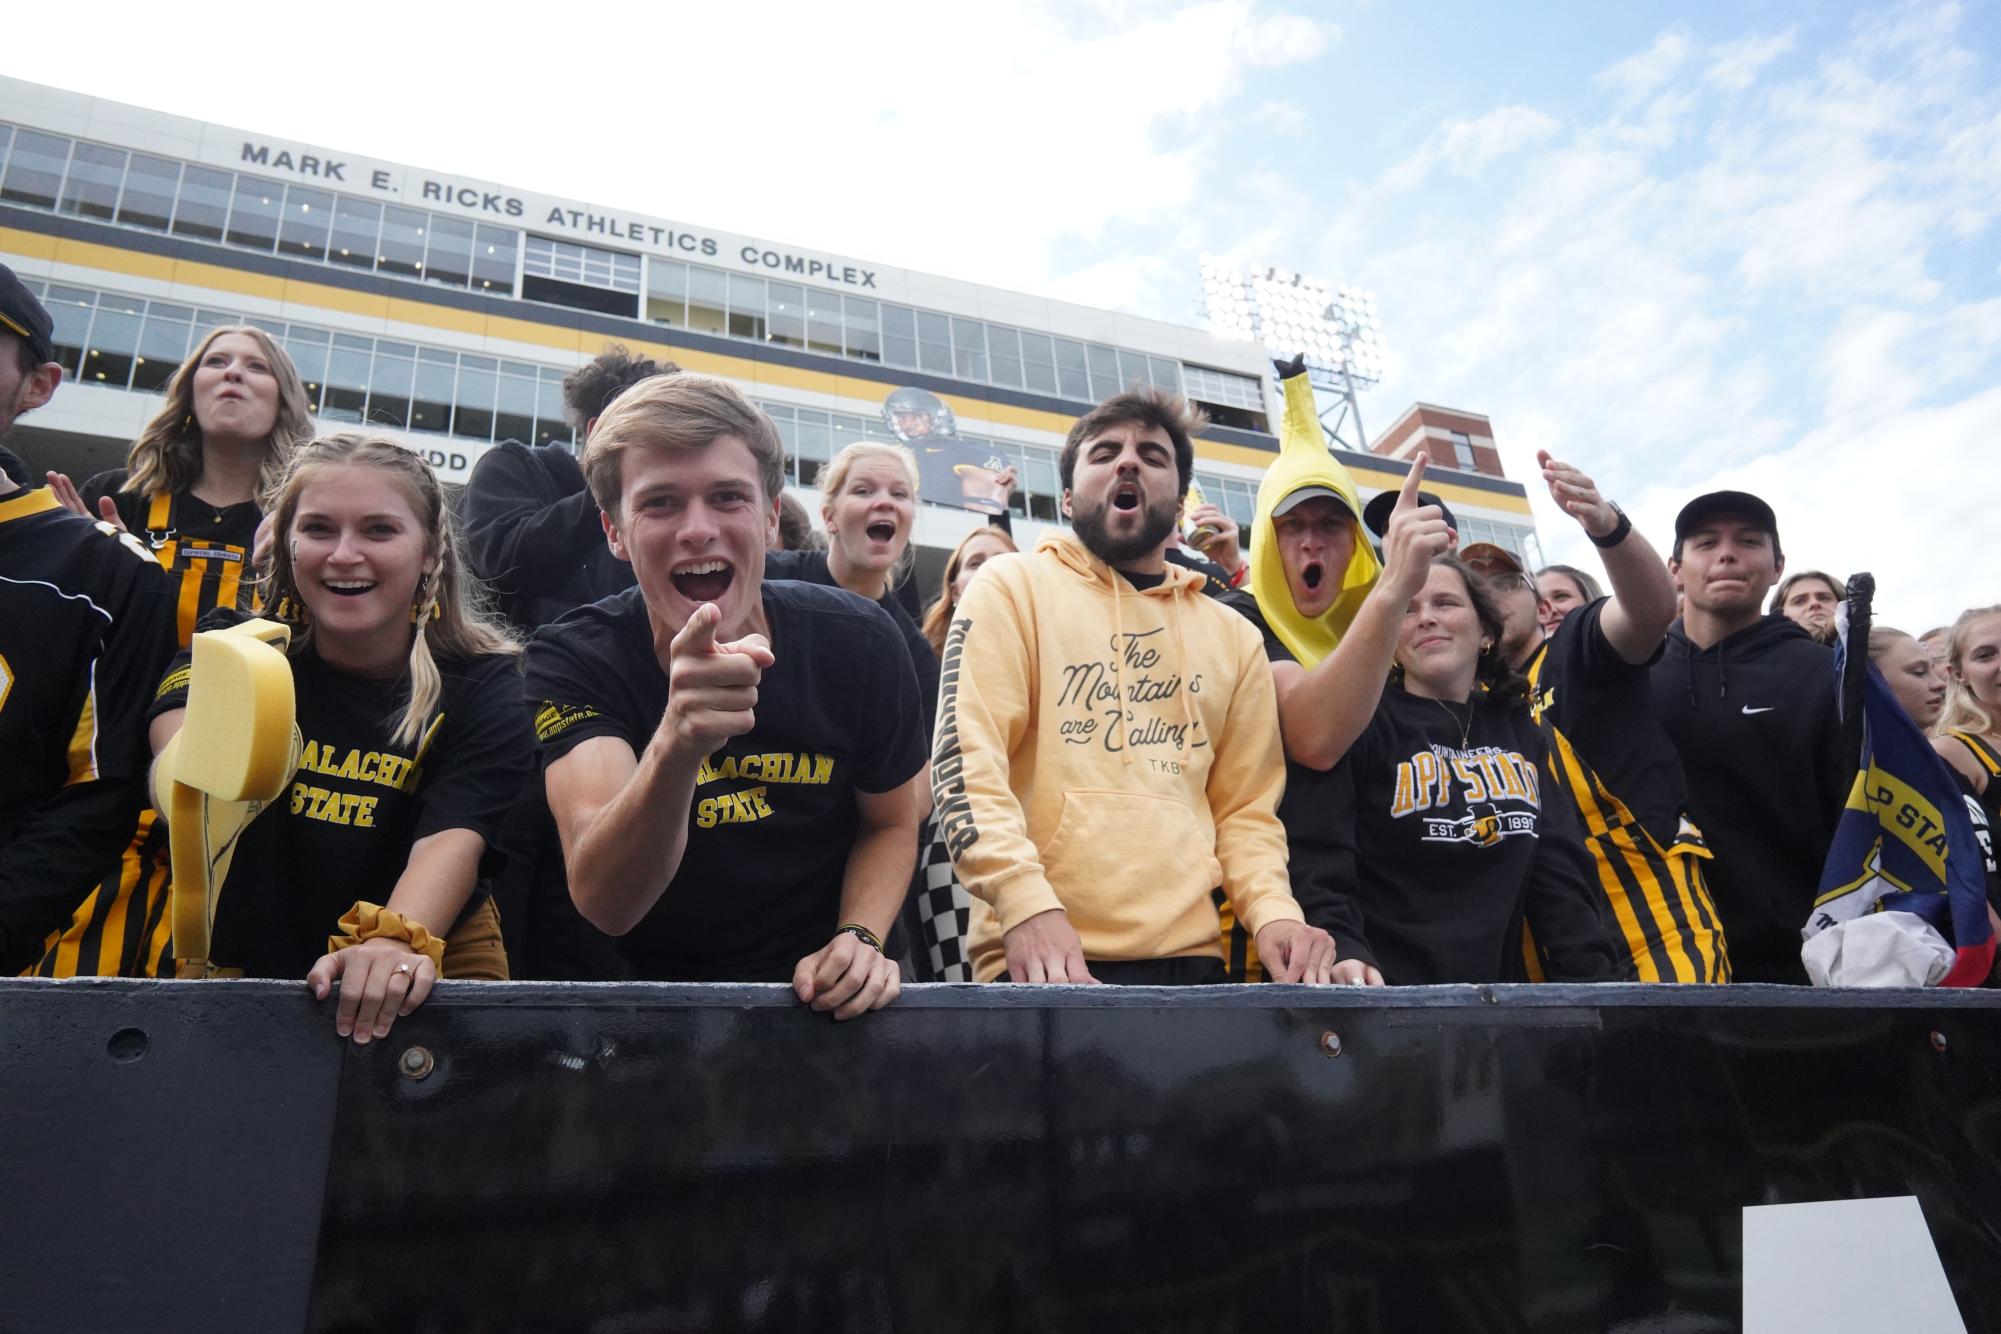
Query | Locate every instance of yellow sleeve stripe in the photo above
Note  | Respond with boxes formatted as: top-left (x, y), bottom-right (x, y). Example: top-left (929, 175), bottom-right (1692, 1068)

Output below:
top-left (64, 664), bottom-right (101, 786)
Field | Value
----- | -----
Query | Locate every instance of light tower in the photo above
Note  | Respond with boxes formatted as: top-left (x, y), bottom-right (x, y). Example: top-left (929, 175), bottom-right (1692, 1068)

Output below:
top-left (1197, 260), bottom-right (1384, 452)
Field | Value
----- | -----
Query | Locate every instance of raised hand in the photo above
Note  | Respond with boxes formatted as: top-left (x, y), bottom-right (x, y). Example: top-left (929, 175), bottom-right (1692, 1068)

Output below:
top-left (1184, 502), bottom-right (1243, 575)
top-left (1536, 450), bottom-right (1620, 540)
top-left (1379, 454), bottom-right (1452, 601)
top-left (659, 602), bottom-right (775, 761)
top-left (48, 471), bottom-right (127, 530)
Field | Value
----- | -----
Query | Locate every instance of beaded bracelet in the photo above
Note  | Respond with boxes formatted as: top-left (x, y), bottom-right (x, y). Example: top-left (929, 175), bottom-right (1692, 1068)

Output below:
top-left (837, 922), bottom-right (884, 954)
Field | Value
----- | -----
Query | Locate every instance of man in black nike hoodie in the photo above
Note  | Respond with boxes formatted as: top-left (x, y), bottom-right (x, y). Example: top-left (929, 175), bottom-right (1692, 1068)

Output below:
top-left (1650, 491), bottom-right (1851, 983)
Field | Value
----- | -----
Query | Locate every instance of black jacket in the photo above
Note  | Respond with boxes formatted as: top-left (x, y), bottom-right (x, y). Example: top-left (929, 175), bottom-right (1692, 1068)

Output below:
top-left (1650, 614), bottom-right (1850, 982)
top-left (460, 441), bottom-right (634, 634)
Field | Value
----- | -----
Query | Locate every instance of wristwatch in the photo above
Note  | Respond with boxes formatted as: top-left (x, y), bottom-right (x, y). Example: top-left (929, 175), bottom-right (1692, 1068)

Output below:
top-left (1588, 503), bottom-right (1632, 549)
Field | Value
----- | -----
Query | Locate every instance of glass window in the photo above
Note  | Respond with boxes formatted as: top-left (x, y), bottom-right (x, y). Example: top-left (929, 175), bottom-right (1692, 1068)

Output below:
top-left (224, 176), bottom-right (282, 252)
top-left (987, 326), bottom-right (1023, 389)
top-left (322, 335), bottom-right (373, 422)
top-left (765, 281), bottom-right (803, 348)
top-left (794, 413), bottom-right (831, 490)
top-left (453, 357), bottom-right (497, 441)
top-left (83, 294), bottom-right (143, 389)
top-left (807, 288), bottom-right (843, 356)
top-left (952, 319), bottom-right (989, 382)
top-left (424, 215), bottom-right (475, 289)
top-left (58, 142), bottom-right (126, 221)
top-left (172, 165), bottom-right (233, 242)
top-left (1, 130), bottom-right (69, 209)
top-left (764, 404), bottom-right (799, 483)
top-left (408, 349), bottom-right (455, 434)
top-left (843, 297), bottom-right (881, 362)
top-left (277, 185), bottom-right (333, 262)
top-left (1149, 357), bottom-right (1183, 393)
top-left (495, 364), bottom-right (537, 444)
top-left (612, 253), bottom-right (641, 294)
top-left (472, 225), bottom-right (516, 294)
top-left (1025, 453), bottom-right (1060, 522)
top-left (376, 206), bottom-right (427, 278)
top-left (1054, 338), bottom-right (1090, 400)
top-left (916, 311), bottom-right (952, 376)
top-left (880, 304), bottom-right (917, 369)
top-left (328, 196), bottom-right (381, 271)
top-left (1020, 332), bottom-right (1057, 395)
top-left (44, 284), bottom-right (93, 377)
top-left (1085, 345), bottom-right (1119, 398)
top-left (728, 274), bottom-right (768, 341)
top-left (686, 265), bottom-right (725, 334)
top-left (367, 342), bottom-right (414, 428)
top-left (0, 125), bottom-right (10, 181)
top-left (535, 371), bottom-right (570, 448)
top-left (282, 328), bottom-right (329, 413)
top-left (117, 154), bottom-right (180, 232)
top-left (132, 304), bottom-right (193, 393)
top-left (646, 258), bottom-right (686, 325)
top-left (1116, 350), bottom-right (1151, 394)
top-left (1449, 431), bottom-right (1476, 468)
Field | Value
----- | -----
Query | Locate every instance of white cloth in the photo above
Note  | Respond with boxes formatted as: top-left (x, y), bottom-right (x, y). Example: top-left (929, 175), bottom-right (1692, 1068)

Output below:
top-left (1801, 911), bottom-right (1953, 987)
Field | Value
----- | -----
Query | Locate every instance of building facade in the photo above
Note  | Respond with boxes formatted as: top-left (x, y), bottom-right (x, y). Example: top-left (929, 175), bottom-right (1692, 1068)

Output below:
top-left (0, 76), bottom-right (1538, 597)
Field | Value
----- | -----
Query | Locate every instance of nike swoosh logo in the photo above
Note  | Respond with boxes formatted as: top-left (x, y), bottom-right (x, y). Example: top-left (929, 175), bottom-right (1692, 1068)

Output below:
top-left (1742, 706), bottom-right (1776, 715)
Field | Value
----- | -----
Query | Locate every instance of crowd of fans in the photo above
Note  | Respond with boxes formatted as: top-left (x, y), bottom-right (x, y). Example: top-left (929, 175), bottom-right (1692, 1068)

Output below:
top-left (3, 262), bottom-right (1997, 1042)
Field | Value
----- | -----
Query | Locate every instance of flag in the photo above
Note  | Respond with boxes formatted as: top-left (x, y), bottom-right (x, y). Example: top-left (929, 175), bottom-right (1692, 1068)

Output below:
top-left (1805, 577), bottom-right (1995, 986)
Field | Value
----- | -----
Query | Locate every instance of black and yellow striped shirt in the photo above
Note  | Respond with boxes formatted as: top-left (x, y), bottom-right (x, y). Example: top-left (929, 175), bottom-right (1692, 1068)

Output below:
top-left (1523, 600), bottom-right (1729, 983)
top-left (24, 472), bottom-right (263, 978)
top-left (0, 488), bottom-right (177, 974)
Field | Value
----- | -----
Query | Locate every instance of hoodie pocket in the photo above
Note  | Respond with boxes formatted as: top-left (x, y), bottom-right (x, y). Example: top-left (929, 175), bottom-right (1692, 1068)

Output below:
top-left (1042, 788), bottom-right (1214, 945)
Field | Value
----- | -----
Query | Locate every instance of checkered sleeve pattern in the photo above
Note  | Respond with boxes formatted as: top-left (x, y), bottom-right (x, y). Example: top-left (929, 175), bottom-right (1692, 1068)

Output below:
top-left (912, 817), bottom-right (975, 983)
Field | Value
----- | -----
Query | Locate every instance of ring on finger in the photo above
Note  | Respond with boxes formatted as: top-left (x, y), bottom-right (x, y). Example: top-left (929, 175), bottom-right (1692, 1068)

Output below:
top-left (393, 962), bottom-right (413, 976)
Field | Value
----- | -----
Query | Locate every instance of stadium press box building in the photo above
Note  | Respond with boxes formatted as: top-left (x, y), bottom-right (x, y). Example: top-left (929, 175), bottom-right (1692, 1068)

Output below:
top-left (0, 75), bottom-right (1540, 591)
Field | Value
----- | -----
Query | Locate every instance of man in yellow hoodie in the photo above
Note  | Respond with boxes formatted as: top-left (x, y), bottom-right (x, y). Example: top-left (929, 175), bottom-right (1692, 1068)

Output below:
top-left (933, 386), bottom-right (1338, 985)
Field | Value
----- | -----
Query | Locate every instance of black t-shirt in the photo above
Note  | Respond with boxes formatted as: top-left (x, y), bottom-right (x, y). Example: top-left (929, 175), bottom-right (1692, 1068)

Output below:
top-left (522, 581), bottom-right (928, 982)
top-left (149, 608), bottom-right (535, 978)
top-left (1286, 683), bottom-right (1621, 984)
top-left (765, 548), bottom-right (940, 722)
top-left (83, 470), bottom-right (262, 646)
top-left (1525, 598), bottom-right (1687, 846)
top-left (1220, 590), bottom-right (1298, 665)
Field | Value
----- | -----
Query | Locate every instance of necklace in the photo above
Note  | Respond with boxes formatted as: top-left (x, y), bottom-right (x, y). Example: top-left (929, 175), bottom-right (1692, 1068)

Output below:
top-left (1434, 696), bottom-right (1474, 750)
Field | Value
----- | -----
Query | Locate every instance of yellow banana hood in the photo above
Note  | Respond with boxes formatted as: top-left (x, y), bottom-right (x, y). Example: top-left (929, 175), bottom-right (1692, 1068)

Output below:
top-left (1247, 369), bottom-right (1380, 669)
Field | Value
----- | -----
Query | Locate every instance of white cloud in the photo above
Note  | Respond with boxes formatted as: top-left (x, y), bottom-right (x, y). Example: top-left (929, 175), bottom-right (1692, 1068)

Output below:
top-left (1704, 30), bottom-right (1797, 91)
top-left (1252, 99), bottom-right (1308, 136)
top-left (1381, 105), bottom-right (1561, 190)
top-left (1313, 6), bottom-right (2001, 633)
top-left (1595, 29), bottom-right (1692, 102)
top-left (0, 0), bottom-right (1333, 303)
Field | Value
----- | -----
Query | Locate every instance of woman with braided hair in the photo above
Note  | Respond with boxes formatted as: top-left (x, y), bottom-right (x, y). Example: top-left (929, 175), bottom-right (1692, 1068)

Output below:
top-left (147, 434), bottom-right (532, 1041)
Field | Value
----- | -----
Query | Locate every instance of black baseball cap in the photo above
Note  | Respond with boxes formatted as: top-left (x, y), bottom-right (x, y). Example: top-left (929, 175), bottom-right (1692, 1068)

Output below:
top-left (1674, 490), bottom-right (1779, 546)
top-left (0, 263), bottom-right (54, 365)
top-left (1363, 487), bottom-right (1458, 538)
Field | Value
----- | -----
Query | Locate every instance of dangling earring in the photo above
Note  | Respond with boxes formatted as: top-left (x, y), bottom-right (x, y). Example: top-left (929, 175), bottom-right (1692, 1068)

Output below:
top-left (273, 592), bottom-right (309, 625)
top-left (410, 574), bottom-right (441, 624)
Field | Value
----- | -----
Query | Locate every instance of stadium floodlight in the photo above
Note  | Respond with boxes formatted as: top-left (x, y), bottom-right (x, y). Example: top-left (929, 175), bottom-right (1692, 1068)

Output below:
top-left (1197, 259), bottom-right (1386, 450)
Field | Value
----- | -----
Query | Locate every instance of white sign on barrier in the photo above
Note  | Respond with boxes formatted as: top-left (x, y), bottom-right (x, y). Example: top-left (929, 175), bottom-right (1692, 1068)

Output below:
top-left (1743, 1196), bottom-right (1965, 1333)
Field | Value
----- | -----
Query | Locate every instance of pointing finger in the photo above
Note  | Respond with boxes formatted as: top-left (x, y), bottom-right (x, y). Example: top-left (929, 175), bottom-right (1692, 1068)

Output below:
top-left (671, 603), bottom-right (721, 658)
top-left (1395, 454), bottom-right (1429, 511)
top-left (715, 632), bottom-right (775, 669)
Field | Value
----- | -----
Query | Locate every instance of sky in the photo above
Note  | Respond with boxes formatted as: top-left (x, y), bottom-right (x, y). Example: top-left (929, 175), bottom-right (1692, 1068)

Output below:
top-left (11, 0), bottom-right (1998, 630)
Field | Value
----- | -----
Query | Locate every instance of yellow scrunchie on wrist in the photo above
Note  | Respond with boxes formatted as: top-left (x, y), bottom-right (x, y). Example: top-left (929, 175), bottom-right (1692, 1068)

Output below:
top-left (328, 902), bottom-right (446, 971)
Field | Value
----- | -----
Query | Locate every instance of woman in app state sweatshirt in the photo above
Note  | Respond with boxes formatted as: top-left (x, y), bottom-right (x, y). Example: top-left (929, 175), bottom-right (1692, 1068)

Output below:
top-left (933, 531), bottom-right (1306, 982)
top-left (1287, 557), bottom-right (1626, 985)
